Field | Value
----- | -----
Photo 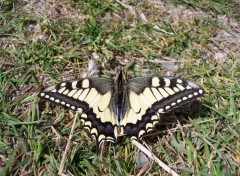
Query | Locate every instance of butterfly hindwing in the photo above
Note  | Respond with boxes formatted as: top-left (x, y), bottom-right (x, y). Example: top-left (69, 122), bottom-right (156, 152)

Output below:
top-left (122, 76), bottom-right (205, 139)
top-left (39, 77), bottom-right (118, 145)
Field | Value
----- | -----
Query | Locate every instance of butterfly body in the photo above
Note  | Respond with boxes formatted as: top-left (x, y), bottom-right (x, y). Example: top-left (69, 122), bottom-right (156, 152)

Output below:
top-left (39, 70), bottom-right (205, 147)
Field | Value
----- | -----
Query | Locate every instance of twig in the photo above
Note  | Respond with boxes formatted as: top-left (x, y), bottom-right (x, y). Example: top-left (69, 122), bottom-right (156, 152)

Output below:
top-left (58, 111), bottom-right (80, 175)
top-left (131, 139), bottom-right (180, 176)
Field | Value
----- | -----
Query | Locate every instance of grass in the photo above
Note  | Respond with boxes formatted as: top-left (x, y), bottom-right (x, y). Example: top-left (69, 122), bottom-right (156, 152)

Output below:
top-left (164, 0), bottom-right (240, 20)
top-left (1, 0), bottom-right (240, 175)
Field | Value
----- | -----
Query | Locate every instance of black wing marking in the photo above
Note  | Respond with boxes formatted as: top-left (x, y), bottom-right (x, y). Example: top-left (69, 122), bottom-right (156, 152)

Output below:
top-left (122, 76), bottom-right (205, 139)
top-left (39, 77), bottom-right (118, 146)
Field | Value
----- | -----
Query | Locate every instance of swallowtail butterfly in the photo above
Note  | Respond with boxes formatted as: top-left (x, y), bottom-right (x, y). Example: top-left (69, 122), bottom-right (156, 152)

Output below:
top-left (39, 70), bottom-right (205, 147)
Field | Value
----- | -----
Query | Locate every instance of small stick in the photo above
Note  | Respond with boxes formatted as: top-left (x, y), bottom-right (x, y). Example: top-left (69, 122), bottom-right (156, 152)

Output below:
top-left (58, 111), bottom-right (80, 175)
top-left (131, 139), bottom-right (180, 176)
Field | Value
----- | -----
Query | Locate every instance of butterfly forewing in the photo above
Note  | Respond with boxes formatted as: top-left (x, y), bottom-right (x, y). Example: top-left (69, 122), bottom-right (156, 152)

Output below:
top-left (128, 76), bottom-right (204, 113)
top-left (122, 76), bottom-right (205, 139)
top-left (39, 77), bottom-right (118, 145)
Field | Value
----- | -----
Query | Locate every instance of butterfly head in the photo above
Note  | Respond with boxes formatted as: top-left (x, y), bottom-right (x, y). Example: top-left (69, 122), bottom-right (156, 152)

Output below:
top-left (115, 67), bottom-right (127, 83)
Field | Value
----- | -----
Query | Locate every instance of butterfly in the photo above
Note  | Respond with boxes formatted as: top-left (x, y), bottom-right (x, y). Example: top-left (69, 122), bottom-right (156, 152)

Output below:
top-left (39, 69), bottom-right (205, 147)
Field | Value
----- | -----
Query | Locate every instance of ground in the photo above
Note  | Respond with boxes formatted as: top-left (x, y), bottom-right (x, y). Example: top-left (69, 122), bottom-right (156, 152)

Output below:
top-left (0, 0), bottom-right (239, 175)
